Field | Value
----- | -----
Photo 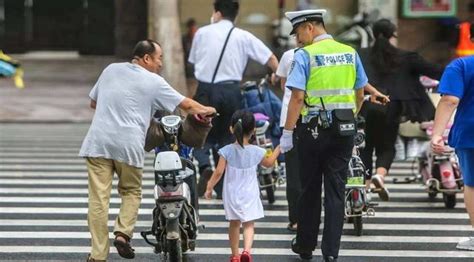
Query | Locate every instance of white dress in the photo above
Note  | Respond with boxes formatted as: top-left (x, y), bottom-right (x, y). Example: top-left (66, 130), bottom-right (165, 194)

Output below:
top-left (218, 144), bottom-right (266, 222)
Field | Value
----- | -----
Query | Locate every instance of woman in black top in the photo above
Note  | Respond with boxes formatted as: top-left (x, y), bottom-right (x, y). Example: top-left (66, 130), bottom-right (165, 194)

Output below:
top-left (359, 19), bottom-right (444, 201)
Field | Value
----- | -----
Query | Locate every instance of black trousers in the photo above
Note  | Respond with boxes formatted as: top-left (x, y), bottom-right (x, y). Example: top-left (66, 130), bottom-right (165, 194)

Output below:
top-left (193, 81), bottom-right (242, 196)
top-left (360, 102), bottom-right (399, 177)
top-left (285, 132), bottom-right (302, 225)
top-left (295, 123), bottom-right (353, 257)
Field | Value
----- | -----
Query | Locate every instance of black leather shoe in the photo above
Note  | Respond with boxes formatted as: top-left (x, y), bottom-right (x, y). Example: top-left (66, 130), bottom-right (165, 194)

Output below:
top-left (324, 256), bottom-right (338, 262)
top-left (291, 237), bottom-right (312, 260)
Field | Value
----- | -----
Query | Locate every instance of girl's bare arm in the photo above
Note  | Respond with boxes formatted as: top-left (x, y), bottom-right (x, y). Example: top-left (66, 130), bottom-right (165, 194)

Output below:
top-left (261, 145), bottom-right (281, 168)
top-left (206, 156), bottom-right (227, 191)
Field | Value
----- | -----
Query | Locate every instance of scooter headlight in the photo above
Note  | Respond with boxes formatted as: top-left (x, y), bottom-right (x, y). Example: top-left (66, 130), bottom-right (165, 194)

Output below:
top-left (160, 115), bottom-right (182, 135)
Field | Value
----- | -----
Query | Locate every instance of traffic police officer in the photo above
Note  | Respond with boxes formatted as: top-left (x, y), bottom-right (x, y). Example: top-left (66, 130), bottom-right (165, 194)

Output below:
top-left (280, 9), bottom-right (369, 261)
top-left (189, 0), bottom-right (279, 198)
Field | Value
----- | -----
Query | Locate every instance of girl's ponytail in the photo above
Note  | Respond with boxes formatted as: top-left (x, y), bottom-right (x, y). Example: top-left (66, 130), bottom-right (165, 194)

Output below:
top-left (370, 19), bottom-right (399, 74)
top-left (370, 36), bottom-right (398, 74)
top-left (234, 119), bottom-right (244, 148)
top-left (230, 110), bottom-right (255, 147)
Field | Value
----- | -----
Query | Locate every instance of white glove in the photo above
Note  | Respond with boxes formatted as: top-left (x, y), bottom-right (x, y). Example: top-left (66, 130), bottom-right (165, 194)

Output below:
top-left (280, 129), bottom-right (294, 153)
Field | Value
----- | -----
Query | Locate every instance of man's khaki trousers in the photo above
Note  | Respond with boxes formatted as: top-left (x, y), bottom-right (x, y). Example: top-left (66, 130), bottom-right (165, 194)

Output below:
top-left (86, 157), bottom-right (143, 260)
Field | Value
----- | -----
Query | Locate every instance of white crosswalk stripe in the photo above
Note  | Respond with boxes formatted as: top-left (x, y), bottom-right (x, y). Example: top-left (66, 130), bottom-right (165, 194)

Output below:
top-left (0, 123), bottom-right (472, 261)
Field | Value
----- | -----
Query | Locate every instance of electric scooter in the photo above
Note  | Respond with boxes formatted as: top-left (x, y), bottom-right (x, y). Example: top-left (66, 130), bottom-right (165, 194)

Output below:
top-left (418, 122), bottom-right (463, 208)
top-left (141, 115), bottom-right (200, 262)
top-left (345, 118), bottom-right (376, 236)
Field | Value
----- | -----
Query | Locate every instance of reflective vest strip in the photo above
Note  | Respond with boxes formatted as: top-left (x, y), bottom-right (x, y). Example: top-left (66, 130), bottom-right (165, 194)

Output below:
top-left (307, 102), bottom-right (355, 111)
top-left (307, 89), bottom-right (354, 97)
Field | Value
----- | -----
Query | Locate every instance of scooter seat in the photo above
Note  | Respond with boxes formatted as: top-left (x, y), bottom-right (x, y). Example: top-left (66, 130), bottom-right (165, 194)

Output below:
top-left (256, 120), bottom-right (267, 128)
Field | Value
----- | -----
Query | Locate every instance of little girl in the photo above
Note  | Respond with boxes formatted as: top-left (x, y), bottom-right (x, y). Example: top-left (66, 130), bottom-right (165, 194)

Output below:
top-left (204, 110), bottom-right (281, 262)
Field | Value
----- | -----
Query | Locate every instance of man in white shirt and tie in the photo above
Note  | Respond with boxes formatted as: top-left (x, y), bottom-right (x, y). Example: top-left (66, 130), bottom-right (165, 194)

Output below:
top-left (189, 0), bottom-right (278, 198)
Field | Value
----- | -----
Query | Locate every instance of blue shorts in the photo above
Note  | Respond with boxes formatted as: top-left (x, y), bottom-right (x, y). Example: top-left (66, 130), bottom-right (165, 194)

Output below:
top-left (456, 149), bottom-right (474, 187)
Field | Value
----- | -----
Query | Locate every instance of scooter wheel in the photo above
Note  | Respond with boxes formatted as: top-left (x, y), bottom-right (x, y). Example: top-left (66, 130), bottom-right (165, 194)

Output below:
top-left (353, 213), bottom-right (363, 236)
top-left (346, 216), bottom-right (353, 223)
top-left (428, 191), bottom-right (437, 200)
top-left (443, 193), bottom-right (456, 209)
top-left (264, 174), bottom-right (276, 204)
top-left (168, 238), bottom-right (183, 262)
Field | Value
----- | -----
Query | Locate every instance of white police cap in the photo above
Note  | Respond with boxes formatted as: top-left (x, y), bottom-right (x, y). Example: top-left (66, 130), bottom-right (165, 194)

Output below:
top-left (285, 9), bottom-right (327, 35)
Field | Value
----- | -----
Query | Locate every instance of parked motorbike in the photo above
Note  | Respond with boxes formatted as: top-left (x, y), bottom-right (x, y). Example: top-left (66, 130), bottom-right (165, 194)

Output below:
top-left (241, 77), bottom-right (282, 147)
top-left (0, 50), bottom-right (24, 88)
top-left (417, 122), bottom-right (463, 208)
top-left (345, 118), bottom-right (376, 236)
top-left (254, 113), bottom-right (286, 204)
top-left (141, 115), bottom-right (200, 262)
top-left (335, 10), bottom-right (380, 48)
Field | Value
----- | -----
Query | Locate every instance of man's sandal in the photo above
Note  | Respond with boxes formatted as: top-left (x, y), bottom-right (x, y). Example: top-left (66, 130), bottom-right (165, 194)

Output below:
top-left (113, 233), bottom-right (135, 259)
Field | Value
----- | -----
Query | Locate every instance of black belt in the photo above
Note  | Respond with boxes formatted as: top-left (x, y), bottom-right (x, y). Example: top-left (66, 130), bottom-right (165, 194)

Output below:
top-left (198, 80), bottom-right (239, 86)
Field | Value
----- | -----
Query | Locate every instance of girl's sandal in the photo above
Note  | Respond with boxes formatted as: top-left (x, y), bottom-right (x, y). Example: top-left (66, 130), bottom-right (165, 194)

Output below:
top-left (241, 251), bottom-right (253, 262)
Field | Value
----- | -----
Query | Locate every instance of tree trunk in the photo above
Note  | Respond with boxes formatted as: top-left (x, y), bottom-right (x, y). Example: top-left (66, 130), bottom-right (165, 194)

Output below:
top-left (148, 0), bottom-right (188, 96)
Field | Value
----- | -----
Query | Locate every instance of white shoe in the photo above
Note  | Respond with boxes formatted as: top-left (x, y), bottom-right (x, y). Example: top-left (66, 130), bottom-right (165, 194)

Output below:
top-left (394, 136), bottom-right (406, 161)
top-left (371, 174), bottom-right (390, 201)
top-left (406, 138), bottom-right (420, 160)
top-left (456, 237), bottom-right (474, 251)
top-left (365, 191), bottom-right (372, 203)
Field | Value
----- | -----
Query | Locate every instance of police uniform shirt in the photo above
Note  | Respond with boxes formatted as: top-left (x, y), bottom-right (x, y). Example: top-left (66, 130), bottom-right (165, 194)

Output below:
top-left (188, 19), bottom-right (273, 83)
top-left (286, 34), bottom-right (368, 93)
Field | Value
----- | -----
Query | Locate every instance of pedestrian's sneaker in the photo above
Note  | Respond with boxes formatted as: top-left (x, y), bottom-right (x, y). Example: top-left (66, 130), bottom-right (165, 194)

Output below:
top-left (371, 174), bottom-right (390, 201)
top-left (406, 138), bottom-right (420, 160)
top-left (230, 255), bottom-right (240, 262)
top-left (365, 191), bottom-right (372, 203)
top-left (240, 250), bottom-right (252, 262)
top-left (394, 136), bottom-right (406, 161)
top-left (456, 237), bottom-right (474, 251)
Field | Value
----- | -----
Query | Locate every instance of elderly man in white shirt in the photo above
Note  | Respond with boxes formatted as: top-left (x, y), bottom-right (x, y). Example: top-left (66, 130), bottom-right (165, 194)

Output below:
top-left (80, 39), bottom-right (215, 262)
top-left (189, 0), bottom-right (278, 198)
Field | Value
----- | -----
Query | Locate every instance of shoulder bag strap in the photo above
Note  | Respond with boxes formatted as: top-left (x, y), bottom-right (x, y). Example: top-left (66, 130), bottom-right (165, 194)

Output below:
top-left (211, 27), bottom-right (235, 84)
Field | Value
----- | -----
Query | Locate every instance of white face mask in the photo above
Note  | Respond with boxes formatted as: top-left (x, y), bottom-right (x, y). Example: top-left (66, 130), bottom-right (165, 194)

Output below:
top-left (389, 36), bottom-right (398, 47)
